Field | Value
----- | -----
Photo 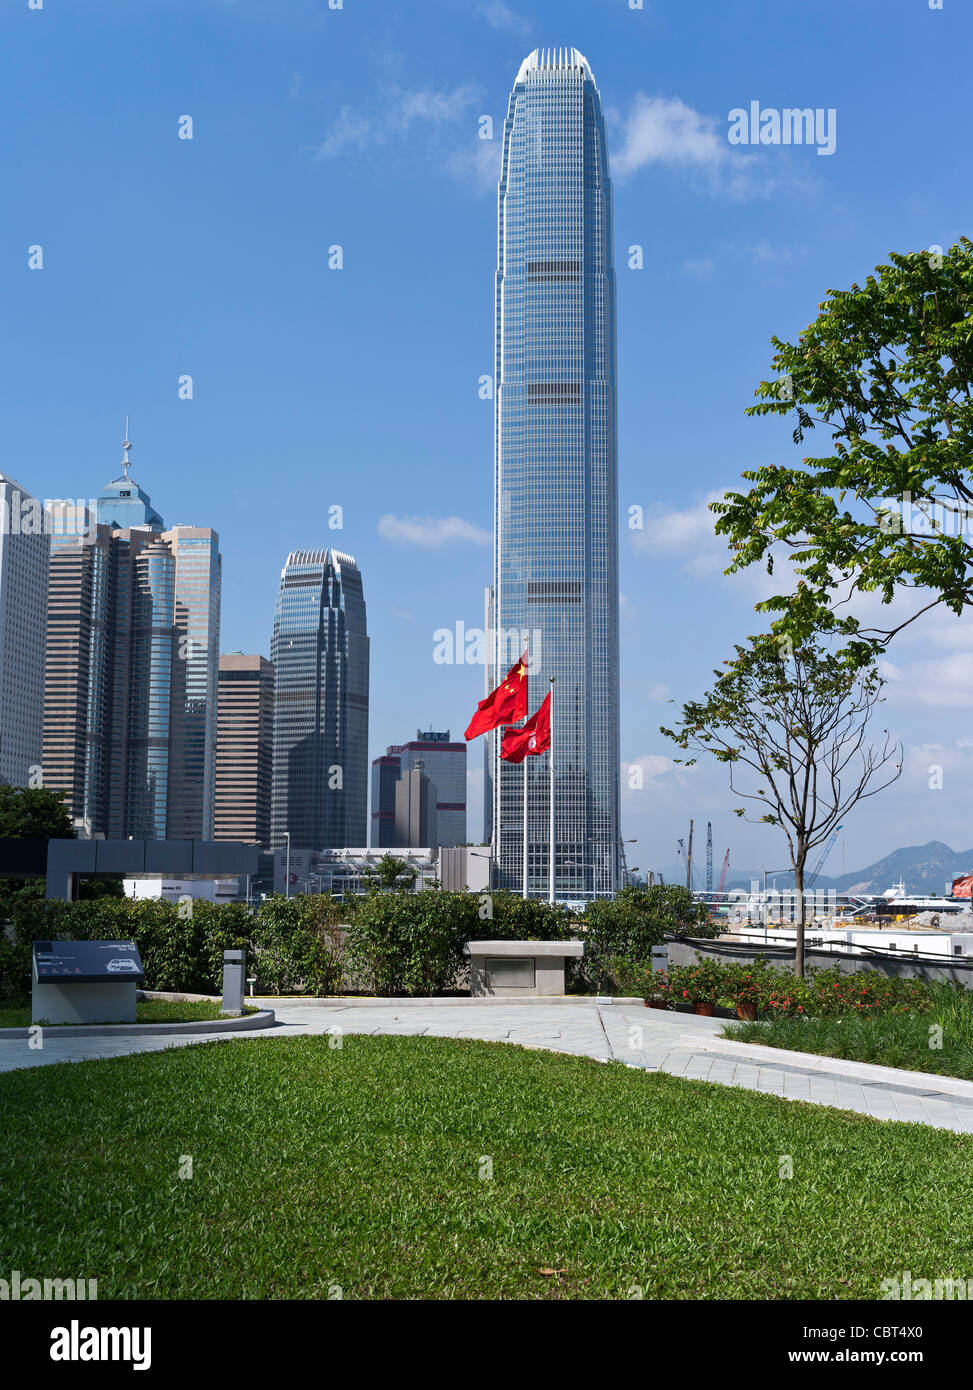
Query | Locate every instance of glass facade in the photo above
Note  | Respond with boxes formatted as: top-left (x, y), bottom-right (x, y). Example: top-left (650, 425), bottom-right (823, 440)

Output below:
top-left (43, 464), bottom-right (222, 842)
top-left (270, 549), bottom-right (369, 850)
top-left (490, 48), bottom-right (620, 898)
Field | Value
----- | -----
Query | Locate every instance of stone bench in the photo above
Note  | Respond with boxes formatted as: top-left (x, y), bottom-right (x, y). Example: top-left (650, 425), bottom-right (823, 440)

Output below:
top-left (463, 940), bottom-right (585, 997)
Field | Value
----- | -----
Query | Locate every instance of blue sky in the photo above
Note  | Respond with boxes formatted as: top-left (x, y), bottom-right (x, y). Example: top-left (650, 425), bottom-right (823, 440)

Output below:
top-left (3, 0), bottom-right (971, 881)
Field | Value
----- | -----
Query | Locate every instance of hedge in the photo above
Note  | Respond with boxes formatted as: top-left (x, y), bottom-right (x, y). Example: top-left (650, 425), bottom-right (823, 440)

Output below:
top-left (345, 890), bottom-right (574, 997)
top-left (0, 887), bottom-right (574, 1001)
top-left (0, 894), bottom-right (343, 1000)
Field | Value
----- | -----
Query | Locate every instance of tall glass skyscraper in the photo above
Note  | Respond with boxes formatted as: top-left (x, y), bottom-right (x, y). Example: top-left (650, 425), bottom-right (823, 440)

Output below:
top-left (489, 48), bottom-right (620, 899)
top-left (270, 549), bottom-right (369, 851)
top-left (43, 433), bottom-right (222, 840)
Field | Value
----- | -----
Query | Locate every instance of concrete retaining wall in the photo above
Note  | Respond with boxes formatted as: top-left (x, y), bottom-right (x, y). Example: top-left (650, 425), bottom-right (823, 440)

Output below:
top-left (667, 936), bottom-right (973, 987)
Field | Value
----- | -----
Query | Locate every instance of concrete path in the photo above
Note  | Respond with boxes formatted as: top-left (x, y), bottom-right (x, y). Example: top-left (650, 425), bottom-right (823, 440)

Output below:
top-left (2, 999), bottom-right (973, 1134)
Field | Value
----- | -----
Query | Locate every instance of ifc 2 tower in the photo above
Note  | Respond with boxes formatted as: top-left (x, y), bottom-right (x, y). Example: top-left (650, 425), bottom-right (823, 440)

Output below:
top-left (487, 48), bottom-right (620, 899)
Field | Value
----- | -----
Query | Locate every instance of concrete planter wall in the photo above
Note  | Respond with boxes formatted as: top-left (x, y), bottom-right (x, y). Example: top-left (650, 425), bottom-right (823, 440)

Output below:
top-left (667, 936), bottom-right (973, 987)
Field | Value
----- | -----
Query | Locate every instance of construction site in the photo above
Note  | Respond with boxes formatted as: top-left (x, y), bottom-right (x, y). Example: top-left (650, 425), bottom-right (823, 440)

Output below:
top-left (671, 820), bottom-right (973, 965)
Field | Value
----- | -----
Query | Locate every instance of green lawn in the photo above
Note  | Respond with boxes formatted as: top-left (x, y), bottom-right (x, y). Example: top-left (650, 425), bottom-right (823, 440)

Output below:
top-left (0, 998), bottom-right (253, 1028)
top-left (723, 1012), bottom-right (973, 1081)
top-left (1, 1034), bottom-right (971, 1299)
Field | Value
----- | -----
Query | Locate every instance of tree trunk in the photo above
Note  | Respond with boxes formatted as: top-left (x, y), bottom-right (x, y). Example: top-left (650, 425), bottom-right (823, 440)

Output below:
top-left (794, 852), bottom-right (807, 979)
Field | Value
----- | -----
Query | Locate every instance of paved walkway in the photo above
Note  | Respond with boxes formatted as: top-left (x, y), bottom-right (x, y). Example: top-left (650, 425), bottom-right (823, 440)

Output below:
top-left (3, 1000), bottom-right (973, 1133)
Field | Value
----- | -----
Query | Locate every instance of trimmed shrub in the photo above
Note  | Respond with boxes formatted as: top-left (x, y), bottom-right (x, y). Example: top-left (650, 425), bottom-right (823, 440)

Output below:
top-left (0, 892), bottom-right (344, 1000)
top-left (345, 891), bottom-right (478, 997)
top-left (249, 895), bottom-right (343, 996)
top-left (583, 885), bottom-right (716, 962)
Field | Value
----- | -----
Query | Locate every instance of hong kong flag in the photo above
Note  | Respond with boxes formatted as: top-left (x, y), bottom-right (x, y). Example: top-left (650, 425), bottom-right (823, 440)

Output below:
top-left (500, 691), bottom-right (551, 764)
top-left (464, 653), bottom-right (528, 740)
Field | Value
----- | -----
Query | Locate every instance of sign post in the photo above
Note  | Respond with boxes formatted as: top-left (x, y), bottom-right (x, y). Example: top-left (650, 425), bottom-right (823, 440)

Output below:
top-left (31, 940), bottom-right (145, 1025)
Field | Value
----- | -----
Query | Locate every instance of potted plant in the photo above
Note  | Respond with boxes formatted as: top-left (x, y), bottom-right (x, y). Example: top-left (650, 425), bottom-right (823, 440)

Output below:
top-left (644, 969), bottom-right (670, 1009)
top-left (731, 971), bottom-right (763, 1021)
top-left (671, 960), bottom-right (723, 1015)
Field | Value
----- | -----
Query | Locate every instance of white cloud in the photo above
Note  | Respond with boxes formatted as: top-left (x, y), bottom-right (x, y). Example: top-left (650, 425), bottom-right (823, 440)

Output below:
top-left (682, 256), bottom-right (716, 278)
top-left (610, 93), bottom-right (805, 198)
top-left (622, 754), bottom-right (691, 792)
top-left (446, 138), bottom-right (502, 193)
top-left (629, 491), bottom-right (732, 576)
top-left (880, 652), bottom-right (973, 709)
top-left (395, 85), bottom-right (480, 127)
top-left (312, 106), bottom-right (373, 159)
top-left (378, 514), bottom-right (491, 548)
top-left (310, 83), bottom-right (481, 160)
top-left (478, 0), bottom-right (530, 35)
top-left (613, 95), bottom-right (727, 176)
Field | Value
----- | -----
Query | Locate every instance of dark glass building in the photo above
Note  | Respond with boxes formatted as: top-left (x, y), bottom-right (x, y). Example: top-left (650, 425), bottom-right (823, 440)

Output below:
top-left (270, 549), bottom-right (369, 850)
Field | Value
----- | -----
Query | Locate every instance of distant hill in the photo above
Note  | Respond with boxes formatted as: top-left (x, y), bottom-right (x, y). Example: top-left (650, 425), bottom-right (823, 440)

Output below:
top-left (724, 841), bottom-right (973, 897)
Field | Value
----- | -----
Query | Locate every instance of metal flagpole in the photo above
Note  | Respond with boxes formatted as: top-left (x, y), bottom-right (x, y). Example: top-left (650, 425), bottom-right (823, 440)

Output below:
top-left (522, 757), bottom-right (528, 899)
top-left (548, 676), bottom-right (555, 905)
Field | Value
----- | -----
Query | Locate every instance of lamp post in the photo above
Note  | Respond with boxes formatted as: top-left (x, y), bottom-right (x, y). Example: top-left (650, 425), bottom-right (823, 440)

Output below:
top-left (284, 831), bottom-right (291, 900)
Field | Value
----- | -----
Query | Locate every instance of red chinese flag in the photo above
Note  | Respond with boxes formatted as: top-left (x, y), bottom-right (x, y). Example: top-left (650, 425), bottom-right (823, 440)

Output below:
top-left (465, 653), bottom-right (528, 740)
top-left (500, 691), bottom-right (551, 764)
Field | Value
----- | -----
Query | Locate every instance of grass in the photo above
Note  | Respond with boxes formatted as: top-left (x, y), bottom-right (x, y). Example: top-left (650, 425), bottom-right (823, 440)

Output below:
top-left (724, 980), bottom-right (973, 1082)
top-left (0, 997), bottom-right (255, 1028)
top-left (1, 1033), bottom-right (972, 1299)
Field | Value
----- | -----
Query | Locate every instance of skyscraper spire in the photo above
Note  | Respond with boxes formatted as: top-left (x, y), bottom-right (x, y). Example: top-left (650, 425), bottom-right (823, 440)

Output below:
top-left (121, 416), bottom-right (132, 481)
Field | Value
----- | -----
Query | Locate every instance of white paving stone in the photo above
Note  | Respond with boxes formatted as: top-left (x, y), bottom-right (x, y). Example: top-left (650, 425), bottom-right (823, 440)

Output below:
top-left (4, 1001), bottom-right (973, 1134)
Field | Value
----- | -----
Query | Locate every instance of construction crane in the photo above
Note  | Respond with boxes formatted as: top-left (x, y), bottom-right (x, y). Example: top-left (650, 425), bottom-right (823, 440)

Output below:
top-left (807, 825), bottom-right (843, 889)
top-left (706, 822), bottom-right (713, 894)
top-left (715, 849), bottom-right (730, 903)
top-left (677, 829), bottom-right (702, 892)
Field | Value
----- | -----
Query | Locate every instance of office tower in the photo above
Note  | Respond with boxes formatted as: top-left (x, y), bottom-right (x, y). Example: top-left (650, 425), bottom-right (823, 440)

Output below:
top-left (394, 763), bottom-right (433, 847)
top-left (163, 526), bottom-right (222, 838)
top-left (43, 519), bottom-right (113, 831)
top-left (214, 654), bottom-right (274, 847)
top-left (371, 730), bottom-right (467, 849)
top-left (42, 431), bottom-right (222, 839)
top-left (270, 549), bottom-right (369, 850)
top-left (370, 750), bottom-right (402, 849)
top-left (489, 48), bottom-right (620, 898)
top-left (0, 473), bottom-right (50, 788)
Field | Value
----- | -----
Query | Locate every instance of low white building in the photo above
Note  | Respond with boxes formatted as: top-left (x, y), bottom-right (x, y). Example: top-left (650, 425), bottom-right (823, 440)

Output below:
top-left (123, 877), bottom-right (243, 904)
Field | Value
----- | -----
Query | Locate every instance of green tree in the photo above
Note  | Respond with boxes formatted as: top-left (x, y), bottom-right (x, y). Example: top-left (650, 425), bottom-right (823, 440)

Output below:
top-left (662, 635), bottom-right (902, 977)
top-left (584, 883), bottom-right (714, 971)
top-left (0, 784), bottom-right (74, 839)
top-left (713, 241), bottom-right (973, 660)
top-left (373, 853), bottom-right (415, 891)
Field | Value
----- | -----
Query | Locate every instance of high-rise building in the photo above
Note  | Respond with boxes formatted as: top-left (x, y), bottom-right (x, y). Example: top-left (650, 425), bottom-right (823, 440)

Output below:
top-left (370, 751), bottom-right (402, 849)
top-left (488, 48), bottom-right (620, 898)
top-left (270, 549), bottom-right (368, 850)
top-left (394, 763), bottom-right (433, 847)
top-left (371, 730), bottom-right (467, 849)
top-left (42, 431), bottom-right (222, 839)
top-left (214, 654), bottom-right (274, 848)
top-left (0, 473), bottom-right (50, 788)
top-left (43, 518), bottom-right (113, 830)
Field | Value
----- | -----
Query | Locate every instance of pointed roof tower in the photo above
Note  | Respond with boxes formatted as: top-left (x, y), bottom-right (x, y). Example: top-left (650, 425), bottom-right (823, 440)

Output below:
top-left (95, 418), bottom-right (165, 532)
